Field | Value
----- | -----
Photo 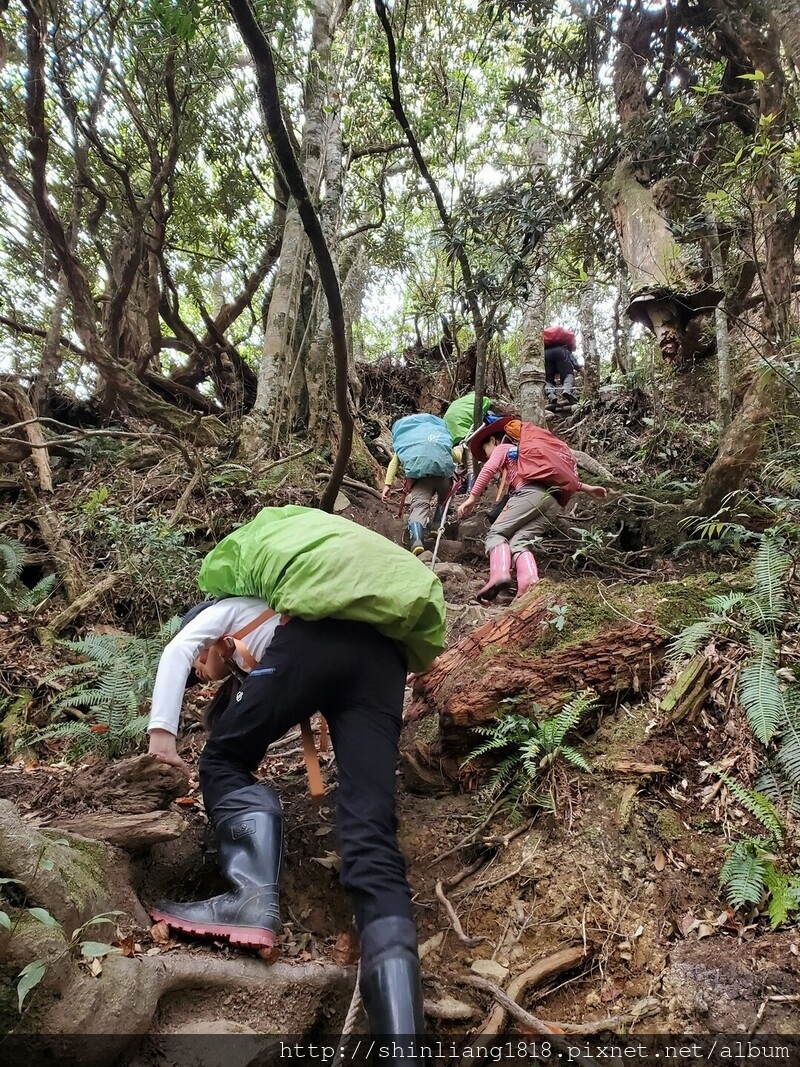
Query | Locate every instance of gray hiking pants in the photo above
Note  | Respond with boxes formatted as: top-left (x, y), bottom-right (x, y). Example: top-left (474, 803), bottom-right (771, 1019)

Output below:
top-left (407, 476), bottom-right (452, 525)
top-left (485, 483), bottom-right (563, 556)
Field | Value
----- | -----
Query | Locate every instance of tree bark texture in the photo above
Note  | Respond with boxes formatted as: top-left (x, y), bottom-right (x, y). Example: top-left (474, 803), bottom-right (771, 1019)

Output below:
top-left (705, 204), bottom-right (733, 430)
top-left (579, 265), bottom-right (600, 400)
top-left (407, 586), bottom-right (668, 759)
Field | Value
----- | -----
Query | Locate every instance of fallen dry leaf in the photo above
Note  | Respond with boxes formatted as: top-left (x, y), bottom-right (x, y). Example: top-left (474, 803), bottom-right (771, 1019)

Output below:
top-left (113, 934), bottom-right (136, 957)
top-left (601, 979), bottom-right (625, 1004)
top-left (174, 796), bottom-right (197, 807)
top-left (150, 921), bottom-right (171, 944)
top-left (258, 945), bottom-right (281, 964)
top-left (311, 850), bottom-right (341, 871)
top-left (678, 911), bottom-right (698, 936)
top-left (89, 956), bottom-right (103, 977)
top-left (331, 931), bottom-right (360, 966)
top-left (654, 849), bottom-right (666, 872)
top-left (90, 724), bottom-right (109, 734)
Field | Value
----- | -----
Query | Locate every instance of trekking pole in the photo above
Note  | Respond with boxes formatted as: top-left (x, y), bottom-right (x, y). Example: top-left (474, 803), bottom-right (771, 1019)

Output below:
top-left (428, 476), bottom-right (462, 570)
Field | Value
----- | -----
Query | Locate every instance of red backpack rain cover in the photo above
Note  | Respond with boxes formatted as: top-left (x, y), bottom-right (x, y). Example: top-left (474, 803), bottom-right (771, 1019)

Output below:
top-left (543, 326), bottom-right (577, 351)
top-left (516, 423), bottom-right (582, 506)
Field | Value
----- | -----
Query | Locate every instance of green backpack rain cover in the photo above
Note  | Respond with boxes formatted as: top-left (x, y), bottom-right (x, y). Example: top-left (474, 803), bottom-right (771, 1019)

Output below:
top-left (443, 393), bottom-right (492, 444)
top-left (198, 506), bottom-right (446, 672)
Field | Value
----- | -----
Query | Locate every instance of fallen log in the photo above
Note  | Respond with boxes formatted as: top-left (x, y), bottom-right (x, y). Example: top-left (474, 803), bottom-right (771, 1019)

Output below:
top-left (407, 579), bottom-right (707, 769)
top-left (52, 809), bottom-right (188, 850)
top-left (58, 754), bottom-right (190, 814)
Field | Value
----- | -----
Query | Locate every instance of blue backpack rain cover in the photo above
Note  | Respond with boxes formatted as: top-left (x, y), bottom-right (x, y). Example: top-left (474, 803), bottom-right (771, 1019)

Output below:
top-left (391, 413), bottom-right (455, 480)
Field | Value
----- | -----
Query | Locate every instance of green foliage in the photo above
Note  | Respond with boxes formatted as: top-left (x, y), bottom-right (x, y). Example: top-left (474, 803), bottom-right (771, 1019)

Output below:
top-left (738, 635), bottom-right (785, 745)
top-left (719, 841), bottom-right (769, 909)
top-left (716, 772), bottom-right (784, 848)
top-left (0, 534), bottom-right (55, 613)
top-left (672, 526), bottom-right (800, 926)
top-left (78, 507), bottom-right (201, 621)
top-left (464, 691), bottom-right (596, 821)
top-left (17, 619), bottom-right (180, 761)
top-left (12, 906), bottom-right (123, 1011)
top-left (716, 775), bottom-right (800, 927)
top-left (1, 842), bottom-right (123, 1013)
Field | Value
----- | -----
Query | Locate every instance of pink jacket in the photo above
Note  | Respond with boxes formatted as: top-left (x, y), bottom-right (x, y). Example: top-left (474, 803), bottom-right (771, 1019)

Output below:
top-left (471, 444), bottom-right (526, 499)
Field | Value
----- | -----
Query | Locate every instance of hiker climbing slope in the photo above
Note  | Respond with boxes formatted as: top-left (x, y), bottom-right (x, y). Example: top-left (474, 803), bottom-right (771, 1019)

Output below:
top-left (382, 412), bottom-right (462, 555)
top-left (544, 325), bottom-right (580, 409)
top-left (147, 505), bottom-right (445, 1053)
top-left (457, 417), bottom-right (608, 601)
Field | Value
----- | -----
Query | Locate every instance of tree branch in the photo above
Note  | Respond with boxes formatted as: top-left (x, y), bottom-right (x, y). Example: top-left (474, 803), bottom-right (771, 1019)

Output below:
top-left (226, 0), bottom-right (352, 513)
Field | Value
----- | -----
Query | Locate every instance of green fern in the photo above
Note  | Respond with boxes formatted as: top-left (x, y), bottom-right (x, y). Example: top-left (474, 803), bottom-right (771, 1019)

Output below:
top-left (754, 767), bottom-right (800, 817)
top-left (21, 619), bottom-right (180, 761)
top-left (774, 686), bottom-right (800, 791)
top-left (716, 772), bottom-right (785, 847)
top-left (464, 692), bottom-right (595, 818)
top-left (0, 535), bottom-right (24, 583)
top-left (720, 840), bottom-right (768, 908)
top-left (749, 534), bottom-right (791, 630)
top-left (668, 620), bottom-right (716, 660)
top-left (763, 865), bottom-right (800, 928)
top-left (0, 534), bottom-right (55, 612)
top-left (738, 634), bottom-right (785, 744)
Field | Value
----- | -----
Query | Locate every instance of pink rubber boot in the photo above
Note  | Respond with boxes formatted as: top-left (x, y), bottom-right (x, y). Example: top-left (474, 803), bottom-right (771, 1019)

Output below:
top-left (477, 543), bottom-right (513, 602)
top-left (514, 551), bottom-right (539, 598)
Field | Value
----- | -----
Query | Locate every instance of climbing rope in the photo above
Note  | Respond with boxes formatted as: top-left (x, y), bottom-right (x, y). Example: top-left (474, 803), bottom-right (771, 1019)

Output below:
top-left (332, 959), bottom-right (362, 1066)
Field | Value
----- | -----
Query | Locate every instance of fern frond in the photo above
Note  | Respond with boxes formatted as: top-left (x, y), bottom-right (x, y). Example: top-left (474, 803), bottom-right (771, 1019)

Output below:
top-left (548, 691), bottom-right (596, 747)
top-left (738, 635), bottom-right (784, 744)
top-left (561, 746), bottom-right (592, 772)
top-left (704, 591), bottom-right (751, 618)
top-left (763, 865), bottom-right (800, 928)
top-left (717, 772), bottom-right (785, 846)
top-left (749, 535), bottom-right (791, 630)
top-left (776, 732), bottom-right (800, 789)
top-left (668, 621), bottom-right (716, 660)
top-left (28, 573), bottom-right (56, 604)
top-left (0, 535), bottom-right (25, 583)
top-left (720, 841), bottom-right (767, 908)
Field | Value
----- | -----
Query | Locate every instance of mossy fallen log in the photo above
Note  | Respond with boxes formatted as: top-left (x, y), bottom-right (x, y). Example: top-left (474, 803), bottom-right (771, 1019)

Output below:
top-left (408, 578), bottom-right (711, 764)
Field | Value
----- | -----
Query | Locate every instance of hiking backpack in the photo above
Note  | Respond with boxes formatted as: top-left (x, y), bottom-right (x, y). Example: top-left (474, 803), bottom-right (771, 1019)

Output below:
top-left (391, 413), bottom-right (455, 480)
top-left (197, 505), bottom-right (446, 673)
top-left (515, 422), bottom-right (582, 507)
top-left (443, 393), bottom-right (492, 445)
top-left (543, 326), bottom-right (577, 351)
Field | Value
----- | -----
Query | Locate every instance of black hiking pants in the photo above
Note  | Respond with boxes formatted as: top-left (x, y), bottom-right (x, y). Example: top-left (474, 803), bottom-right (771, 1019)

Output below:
top-left (199, 616), bottom-right (411, 930)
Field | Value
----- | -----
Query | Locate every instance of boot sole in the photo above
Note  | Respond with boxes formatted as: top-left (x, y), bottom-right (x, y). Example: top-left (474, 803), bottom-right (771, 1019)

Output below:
top-left (149, 908), bottom-right (276, 948)
top-left (477, 580), bottom-right (512, 603)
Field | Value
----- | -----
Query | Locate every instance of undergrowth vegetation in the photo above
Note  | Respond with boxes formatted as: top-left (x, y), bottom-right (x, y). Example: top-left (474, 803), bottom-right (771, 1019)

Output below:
top-left (0, 535), bottom-right (54, 614)
top-left (464, 691), bottom-right (596, 822)
top-left (15, 622), bottom-right (180, 761)
top-left (670, 524), bottom-right (800, 927)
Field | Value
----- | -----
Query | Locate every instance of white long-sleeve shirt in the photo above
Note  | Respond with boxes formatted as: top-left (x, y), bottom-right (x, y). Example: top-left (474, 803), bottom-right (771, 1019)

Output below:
top-left (148, 596), bottom-right (281, 736)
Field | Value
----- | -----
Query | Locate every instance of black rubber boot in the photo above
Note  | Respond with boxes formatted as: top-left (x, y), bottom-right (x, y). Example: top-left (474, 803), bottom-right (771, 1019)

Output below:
top-left (359, 916), bottom-right (425, 1064)
top-left (429, 504), bottom-right (445, 535)
top-left (150, 783), bottom-right (282, 948)
top-left (407, 522), bottom-right (426, 556)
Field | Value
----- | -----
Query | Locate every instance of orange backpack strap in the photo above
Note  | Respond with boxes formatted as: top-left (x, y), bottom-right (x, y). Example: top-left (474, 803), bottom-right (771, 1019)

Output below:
top-left (231, 608), bottom-right (277, 642)
top-left (301, 719), bottom-right (326, 801)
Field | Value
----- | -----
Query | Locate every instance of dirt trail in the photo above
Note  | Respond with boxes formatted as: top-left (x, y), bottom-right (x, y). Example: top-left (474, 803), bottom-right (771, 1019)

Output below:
top-left (2, 488), bottom-right (799, 1054)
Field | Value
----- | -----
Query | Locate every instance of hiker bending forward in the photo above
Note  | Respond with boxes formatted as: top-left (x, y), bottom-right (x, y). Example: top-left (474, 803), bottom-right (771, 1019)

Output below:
top-left (383, 413), bottom-right (462, 555)
top-left (457, 416), bottom-right (608, 602)
top-left (147, 594), bottom-right (425, 1049)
